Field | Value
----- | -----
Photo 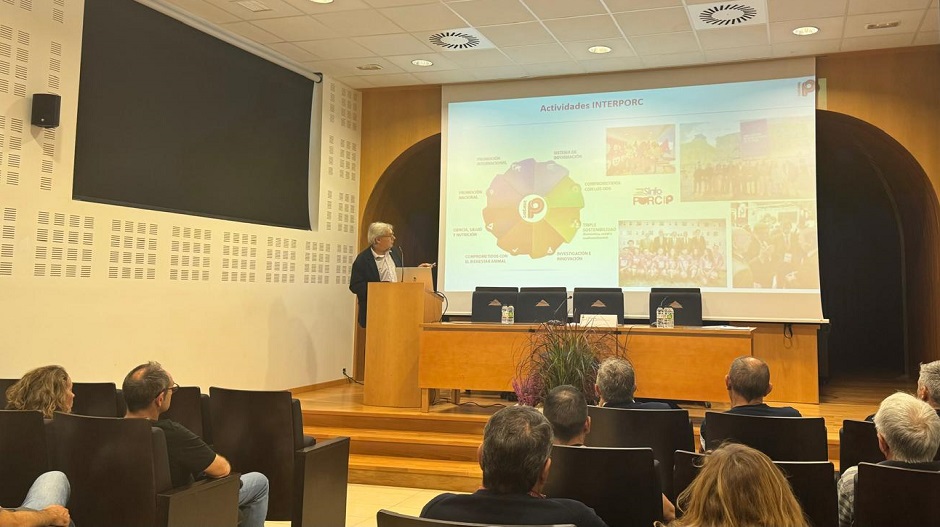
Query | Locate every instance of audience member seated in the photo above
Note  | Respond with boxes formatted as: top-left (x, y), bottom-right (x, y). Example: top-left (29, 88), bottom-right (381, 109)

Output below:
top-left (699, 356), bottom-right (800, 448)
top-left (863, 360), bottom-right (940, 422)
top-left (544, 384), bottom-right (676, 522)
top-left (594, 358), bottom-right (671, 409)
top-left (837, 392), bottom-right (940, 527)
top-left (123, 361), bottom-right (269, 527)
top-left (4, 365), bottom-right (74, 419)
top-left (420, 405), bottom-right (608, 527)
top-left (0, 471), bottom-right (72, 527)
top-left (664, 442), bottom-right (807, 527)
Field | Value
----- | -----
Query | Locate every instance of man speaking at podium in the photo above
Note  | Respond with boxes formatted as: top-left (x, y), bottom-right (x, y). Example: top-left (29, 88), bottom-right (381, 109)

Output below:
top-left (350, 222), bottom-right (402, 328)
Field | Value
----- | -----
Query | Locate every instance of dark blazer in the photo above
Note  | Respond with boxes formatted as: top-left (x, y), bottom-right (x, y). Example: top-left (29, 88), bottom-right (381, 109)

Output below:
top-left (349, 246), bottom-right (402, 327)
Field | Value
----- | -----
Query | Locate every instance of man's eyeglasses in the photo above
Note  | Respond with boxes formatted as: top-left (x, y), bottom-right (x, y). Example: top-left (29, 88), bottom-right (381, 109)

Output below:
top-left (165, 383), bottom-right (180, 394)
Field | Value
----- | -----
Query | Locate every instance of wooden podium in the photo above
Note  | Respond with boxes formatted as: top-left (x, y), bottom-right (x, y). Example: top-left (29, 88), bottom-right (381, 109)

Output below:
top-left (363, 282), bottom-right (443, 407)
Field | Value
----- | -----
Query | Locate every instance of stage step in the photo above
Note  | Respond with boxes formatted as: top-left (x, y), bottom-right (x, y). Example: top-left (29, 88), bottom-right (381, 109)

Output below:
top-left (348, 454), bottom-right (481, 493)
top-left (308, 426), bottom-right (480, 462)
top-left (303, 409), bottom-right (487, 435)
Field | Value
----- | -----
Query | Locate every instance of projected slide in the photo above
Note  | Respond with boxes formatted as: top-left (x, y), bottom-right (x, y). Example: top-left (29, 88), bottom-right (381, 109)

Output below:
top-left (441, 74), bottom-right (820, 320)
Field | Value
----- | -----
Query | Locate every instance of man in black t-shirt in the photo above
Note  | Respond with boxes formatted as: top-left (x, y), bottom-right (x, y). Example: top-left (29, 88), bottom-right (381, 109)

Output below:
top-left (421, 406), bottom-right (608, 527)
top-left (699, 356), bottom-right (801, 449)
top-left (123, 362), bottom-right (269, 527)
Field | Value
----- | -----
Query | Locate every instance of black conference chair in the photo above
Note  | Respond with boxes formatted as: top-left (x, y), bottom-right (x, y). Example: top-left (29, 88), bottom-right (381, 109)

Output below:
top-left (703, 412), bottom-right (828, 460)
top-left (672, 450), bottom-right (837, 527)
top-left (585, 406), bottom-right (694, 500)
top-left (543, 445), bottom-right (661, 527)
top-left (159, 386), bottom-right (213, 445)
top-left (0, 410), bottom-right (50, 508)
top-left (855, 462), bottom-right (940, 527)
top-left (49, 412), bottom-right (239, 527)
top-left (840, 419), bottom-right (885, 471)
top-left (672, 450), bottom-right (702, 501)
top-left (71, 381), bottom-right (125, 417)
top-left (377, 509), bottom-right (575, 527)
top-left (209, 387), bottom-right (350, 526)
top-left (0, 378), bottom-right (17, 403)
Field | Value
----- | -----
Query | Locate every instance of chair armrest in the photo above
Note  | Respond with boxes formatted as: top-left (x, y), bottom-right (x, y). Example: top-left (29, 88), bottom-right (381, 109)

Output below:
top-left (293, 437), bottom-right (351, 527)
top-left (156, 474), bottom-right (240, 527)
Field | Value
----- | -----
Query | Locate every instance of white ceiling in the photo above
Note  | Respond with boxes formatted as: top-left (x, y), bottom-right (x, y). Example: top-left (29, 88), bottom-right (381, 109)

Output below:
top-left (155, 0), bottom-right (940, 88)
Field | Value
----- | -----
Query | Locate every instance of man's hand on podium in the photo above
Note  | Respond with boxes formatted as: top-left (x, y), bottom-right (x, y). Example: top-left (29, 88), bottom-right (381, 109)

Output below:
top-left (419, 262), bottom-right (436, 268)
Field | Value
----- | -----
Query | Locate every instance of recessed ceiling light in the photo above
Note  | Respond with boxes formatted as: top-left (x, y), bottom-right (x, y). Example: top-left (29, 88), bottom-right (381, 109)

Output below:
top-left (356, 64), bottom-right (383, 71)
top-left (235, 0), bottom-right (272, 12)
top-left (310, 0), bottom-right (333, 3)
top-left (411, 59), bottom-right (434, 67)
top-left (588, 45), bottom-right (612, 54)
top-left (792, 26), bottom-right (819, 36)
top-left (865, 21), bottom-right (900, 30)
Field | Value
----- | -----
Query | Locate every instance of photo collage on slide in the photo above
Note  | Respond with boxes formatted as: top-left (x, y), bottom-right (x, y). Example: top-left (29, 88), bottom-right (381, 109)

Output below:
top-left (613, 116), bottom-right (818, 290)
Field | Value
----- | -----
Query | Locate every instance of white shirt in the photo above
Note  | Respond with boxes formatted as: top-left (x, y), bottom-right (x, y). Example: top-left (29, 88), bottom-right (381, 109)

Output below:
top-left (372, 248), bottom-right (398, 283)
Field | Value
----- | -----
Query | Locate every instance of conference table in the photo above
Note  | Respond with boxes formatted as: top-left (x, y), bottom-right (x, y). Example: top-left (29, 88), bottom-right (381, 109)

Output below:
top-left (417, 322), bottom-right (757, 412)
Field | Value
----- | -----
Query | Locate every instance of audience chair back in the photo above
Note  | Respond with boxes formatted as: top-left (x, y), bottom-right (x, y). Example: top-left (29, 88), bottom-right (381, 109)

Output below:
top-left (775, 461), bottom-right (838, 527)
top-left (49, 412), bottom-right (238, 527)
top-left (672, 450), bottom-right (837, 527)
top-left (855, 462), bottom-right (940, 527)
top-left (0, 410), bottom-right (49, 507)
top-left (840, 419), bottom-right (885, 471)
top-left (0, 378), bottom-right (17, 403)
top-left (376, 509), bottom-right (576, 527)
top-left (543, 445), bottom-right (660, 527)
top-left (585, 406), bottom-right (693, 500)
top-left (704, 412), bottom-right (828, 460)
top-left (71, 381), bottom-right (124, 417)
top-left (209, 386), bottom-right (350, 525)
top-left (159, 386), bottom-right (212, 445)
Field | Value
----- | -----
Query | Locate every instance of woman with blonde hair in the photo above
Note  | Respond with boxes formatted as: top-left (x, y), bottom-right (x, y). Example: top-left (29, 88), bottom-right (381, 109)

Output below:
top-left (667, 442), bottom-right (807, 527)
top-left (5, 365), bottom-right (75, 418)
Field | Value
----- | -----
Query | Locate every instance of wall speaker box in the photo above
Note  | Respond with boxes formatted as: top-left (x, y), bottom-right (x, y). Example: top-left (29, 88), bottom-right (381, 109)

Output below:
top-left (31, 93), bottom-right (61, 128)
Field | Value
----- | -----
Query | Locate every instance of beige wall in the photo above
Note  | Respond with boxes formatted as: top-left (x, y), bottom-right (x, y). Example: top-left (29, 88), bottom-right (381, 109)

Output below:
top-left (0, 0), bottom-right (361, 389)
top-left (818, 46), bottom-right (940, 199)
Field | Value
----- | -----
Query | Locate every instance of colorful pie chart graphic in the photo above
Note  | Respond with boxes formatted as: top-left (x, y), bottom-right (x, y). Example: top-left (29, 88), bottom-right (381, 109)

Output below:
top-left (482, 158), bottom-right (584, 259)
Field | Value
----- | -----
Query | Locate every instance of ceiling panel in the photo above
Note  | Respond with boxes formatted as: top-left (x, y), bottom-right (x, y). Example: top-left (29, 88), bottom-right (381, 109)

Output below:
top-left (152, 0), bottom-right (939, 88)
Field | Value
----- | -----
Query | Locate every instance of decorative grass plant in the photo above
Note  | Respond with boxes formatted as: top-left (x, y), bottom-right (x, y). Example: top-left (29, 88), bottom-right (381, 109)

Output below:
top-left (512, 323), bottom-right (623, 407)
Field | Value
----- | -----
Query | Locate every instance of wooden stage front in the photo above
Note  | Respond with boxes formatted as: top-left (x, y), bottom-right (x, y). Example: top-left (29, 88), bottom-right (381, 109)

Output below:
top-left (297, 374), bottom-right (914, 492)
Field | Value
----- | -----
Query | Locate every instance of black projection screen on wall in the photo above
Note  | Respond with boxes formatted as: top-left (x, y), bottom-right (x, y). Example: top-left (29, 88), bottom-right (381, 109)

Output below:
top-left (74, 0), bottom-right (315, 230)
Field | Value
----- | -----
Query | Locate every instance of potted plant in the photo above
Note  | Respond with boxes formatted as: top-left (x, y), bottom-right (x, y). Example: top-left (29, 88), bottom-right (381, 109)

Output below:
top-left (512, 323), bottom-right (624, 407)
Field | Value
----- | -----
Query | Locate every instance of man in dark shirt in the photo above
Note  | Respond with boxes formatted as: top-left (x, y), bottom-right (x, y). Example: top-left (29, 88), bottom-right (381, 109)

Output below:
top-left (123, 362), bottom-right (269, 527)
top-left (543, 384), bottom-right (675, 522)
top-left (699, 356), bottom-right (801, 448)
top-left (421, 405), bottom-right (608, 527)
top-left (594, 357), bottom-right (671, 409)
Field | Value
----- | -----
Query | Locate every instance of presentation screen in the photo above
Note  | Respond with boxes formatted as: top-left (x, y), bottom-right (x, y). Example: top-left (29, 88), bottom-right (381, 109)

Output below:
top-left (440, 61), bottom-right (823, 323)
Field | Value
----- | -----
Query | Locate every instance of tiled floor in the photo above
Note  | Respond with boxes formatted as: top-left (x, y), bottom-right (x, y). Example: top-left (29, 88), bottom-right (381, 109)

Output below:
top-left (264, 483), bottom-right (453, 527)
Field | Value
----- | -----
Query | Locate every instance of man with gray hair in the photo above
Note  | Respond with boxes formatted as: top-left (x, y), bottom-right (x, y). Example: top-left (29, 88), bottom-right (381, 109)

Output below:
top-left (349, 222), bottom-right (402, 327)
top-left (421, 406), bottom-right (607, 526)
top-left (917, 360), bottom-right (940, 413)
top-left (594, 357), bottom-right (670, 409)
top-left (837, 392), bottom-right (940, 527)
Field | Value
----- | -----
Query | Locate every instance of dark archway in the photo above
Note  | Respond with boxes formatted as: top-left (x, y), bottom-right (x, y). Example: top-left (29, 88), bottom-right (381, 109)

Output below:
top-left (362, 134), bottom-right (441, 268)
top-left (816, 110), bottom-right (940, 376)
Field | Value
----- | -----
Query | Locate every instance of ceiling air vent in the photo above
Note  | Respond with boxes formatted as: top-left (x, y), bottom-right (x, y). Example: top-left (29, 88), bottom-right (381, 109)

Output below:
top-left (688, 0), bottom-right (767, 30)
top-left (426, 28), bottom-right (494, 50)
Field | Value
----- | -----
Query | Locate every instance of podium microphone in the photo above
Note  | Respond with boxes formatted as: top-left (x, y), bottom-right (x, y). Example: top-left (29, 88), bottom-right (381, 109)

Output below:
top-left (547, 294), bottom-right (573, 326)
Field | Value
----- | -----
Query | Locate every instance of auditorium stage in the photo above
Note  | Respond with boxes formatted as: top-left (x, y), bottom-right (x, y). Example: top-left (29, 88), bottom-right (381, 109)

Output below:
top-left (296, 374), bottom-right (914, 491)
